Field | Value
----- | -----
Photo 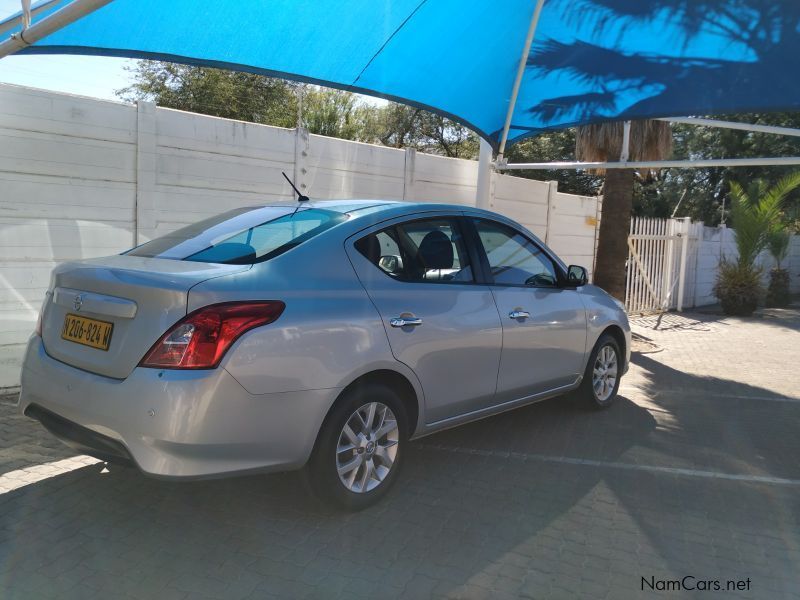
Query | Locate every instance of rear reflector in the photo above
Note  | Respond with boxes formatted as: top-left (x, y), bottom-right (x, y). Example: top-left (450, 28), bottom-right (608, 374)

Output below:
top-left (139, 301), bottom-right (285, 369)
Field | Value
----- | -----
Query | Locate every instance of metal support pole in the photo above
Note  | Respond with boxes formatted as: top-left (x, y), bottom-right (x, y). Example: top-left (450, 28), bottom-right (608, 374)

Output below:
top-left (0, 0), bottom-right (112, 59)
top-left (496, 0), bottom-right (545, 162)
top-left (475, 137), bottom-right (493, 210)
top-left (657, 117), bottom-right (800, 138)
top-left (543, 180), bottom-right (557, 245)
top-left (619, 120), bottom-right (631, 162)
top-left (498, 156), bottom-right (800, 170)
top-left (20, 0), bottom-right (31, 29)
top-left (0, 0), bottom-right (57, 36)
top-left (677, 218), bottom-right (690, 312)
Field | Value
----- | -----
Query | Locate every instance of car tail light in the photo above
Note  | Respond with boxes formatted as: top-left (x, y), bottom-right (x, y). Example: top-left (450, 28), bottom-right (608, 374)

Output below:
top-left (139, 301), bottom-right (285, 369)
top-left (35, 294), bottom-right (49, 336)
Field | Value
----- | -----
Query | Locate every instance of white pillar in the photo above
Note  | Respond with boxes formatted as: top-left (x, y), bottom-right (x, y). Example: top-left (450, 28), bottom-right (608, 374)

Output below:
top-left (677, 218), bottom-right (690, 312)
top-left (476, 138), bottom-right (493, 210)
top-left (135, 101), bottom-right (157, 245)
top-left (293, 126), bottom-right (309, 195)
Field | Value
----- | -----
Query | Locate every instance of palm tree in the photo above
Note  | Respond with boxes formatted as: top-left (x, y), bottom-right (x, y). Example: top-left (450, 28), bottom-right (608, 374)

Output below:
top-left (727, 174), bottom-right (800, 267)
top-left (575, 120), bottom-right (673, 300)
top-left (766, 229), bottom-right (791, 270)
top-left (714, 173), bottom-right (800, 314)
top-left (765, 228), bottom-right (792, 308)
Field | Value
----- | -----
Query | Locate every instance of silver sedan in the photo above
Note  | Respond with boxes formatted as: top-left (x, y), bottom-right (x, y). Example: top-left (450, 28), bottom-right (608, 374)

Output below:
top-left (18, 200), bottom-right (630, 509)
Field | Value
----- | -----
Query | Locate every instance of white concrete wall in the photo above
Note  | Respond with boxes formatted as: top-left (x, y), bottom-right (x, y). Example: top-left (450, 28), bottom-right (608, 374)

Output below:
top-left (0, 83), bottom-right (600, 390)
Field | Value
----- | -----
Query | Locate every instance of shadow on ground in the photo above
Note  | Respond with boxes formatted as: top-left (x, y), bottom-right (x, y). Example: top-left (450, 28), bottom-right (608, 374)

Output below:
top-left (633, 305), bottom-right (800, 335)
top-left (1, 382), bottom-right (798, 599)
top-left (1, 320), bottom-right (799, 598)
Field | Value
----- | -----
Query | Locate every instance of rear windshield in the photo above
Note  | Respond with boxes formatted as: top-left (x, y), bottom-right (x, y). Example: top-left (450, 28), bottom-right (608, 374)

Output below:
top-left (126, 207), bottom-right (347, 264)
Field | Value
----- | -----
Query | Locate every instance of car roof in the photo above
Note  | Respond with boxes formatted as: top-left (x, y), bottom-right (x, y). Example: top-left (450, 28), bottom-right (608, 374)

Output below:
top-left (253, 199), bottom-right (405, 213)
top-left (254, 198), bottom-right (496, 218)
top-left (249, 198), bottom-right (530, 233)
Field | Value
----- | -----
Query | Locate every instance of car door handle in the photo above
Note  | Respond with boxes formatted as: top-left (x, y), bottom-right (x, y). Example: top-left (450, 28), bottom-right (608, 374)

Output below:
top-left (508, 310), bottom-right (530, 320)
top-left (390, 316), bottom-right (423, 328)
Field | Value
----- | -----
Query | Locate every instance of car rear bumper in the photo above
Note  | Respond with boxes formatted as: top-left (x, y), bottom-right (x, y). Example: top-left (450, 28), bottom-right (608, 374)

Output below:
top-left (25, 403), bottom-right (135, 466)
top-left (18, 336), bottom-right (337, 479)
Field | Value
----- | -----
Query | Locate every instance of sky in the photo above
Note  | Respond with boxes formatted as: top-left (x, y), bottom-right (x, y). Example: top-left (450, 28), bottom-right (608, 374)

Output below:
top-left (0, 0), bottom-right (136, 100)
top-left (0, 0), bottom-right (384, 105)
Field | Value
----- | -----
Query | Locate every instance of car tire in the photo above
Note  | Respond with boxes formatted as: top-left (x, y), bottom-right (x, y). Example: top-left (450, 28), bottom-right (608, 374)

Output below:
top-left (579, 333), bottom-right (621, 409)
top-left (305, 382), bottom-right (407, 511)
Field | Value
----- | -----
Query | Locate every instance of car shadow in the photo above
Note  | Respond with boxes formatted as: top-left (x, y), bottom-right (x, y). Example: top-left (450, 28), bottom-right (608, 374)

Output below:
top-left (1, 355), bottom-right (799, 598)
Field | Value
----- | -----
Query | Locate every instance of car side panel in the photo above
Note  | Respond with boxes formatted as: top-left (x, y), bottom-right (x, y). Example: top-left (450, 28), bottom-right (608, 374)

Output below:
top-left (343, 216), bottom-right (503, 424)
top-left (579, 285), bottom-right (632, 371)
top-left (191, 238), bottom-right (406, 397)
top-left (490, 286), bottom-right (588, 401)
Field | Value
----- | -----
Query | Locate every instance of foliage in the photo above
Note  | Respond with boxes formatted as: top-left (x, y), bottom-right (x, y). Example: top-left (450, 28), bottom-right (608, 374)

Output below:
top-left (373, 104), bottom-right (478, 158)
top-left (650, 114), bottom-right (800, 224)
top-left (298, 87), bottom-right (373, 141)
top-left (118, 61), bottom-right (478, 159)
top-left (713, 260), bottom-right (762, 316)
top-left (512, 115), bottom-right (800, 222)
top-left (727, 173), bottom-right (800, 267)
top-left (766, 268), bottom-right (791, 308)
top-left (118, 61), bottom-right (299, 128)
top-left (766, 230), bottom-right (791, 268)
top-left (505, 128), bottom-right (601, 196)
top-left (714, 174), bottom-right (800, 315)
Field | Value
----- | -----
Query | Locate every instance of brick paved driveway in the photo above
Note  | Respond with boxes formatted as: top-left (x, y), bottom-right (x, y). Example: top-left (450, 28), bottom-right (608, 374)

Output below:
top-left (1, 307), bottom-right (798, 599)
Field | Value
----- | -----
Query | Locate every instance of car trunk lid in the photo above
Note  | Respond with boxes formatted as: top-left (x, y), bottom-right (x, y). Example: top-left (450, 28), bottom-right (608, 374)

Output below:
top-left (41, 255), bottom-right (250, 379)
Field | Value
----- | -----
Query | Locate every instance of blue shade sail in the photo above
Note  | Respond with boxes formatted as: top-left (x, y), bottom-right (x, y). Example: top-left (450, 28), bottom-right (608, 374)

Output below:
top-left (3, 0), bottom-right (799, 146)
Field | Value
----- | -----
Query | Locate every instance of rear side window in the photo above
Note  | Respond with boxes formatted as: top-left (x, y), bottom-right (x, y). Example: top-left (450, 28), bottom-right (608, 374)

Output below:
top-left (355, 218), bottom-right (474, 283)
top-left (127, 207), bottom-right (346, 264)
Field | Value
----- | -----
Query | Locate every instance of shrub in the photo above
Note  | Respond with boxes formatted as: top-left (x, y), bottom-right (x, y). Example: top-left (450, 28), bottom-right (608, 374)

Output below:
top-left (766, 268), bottom-right (791, 308)
top-left (713, 260), bottom-right (762, 316)
top-left (716, 173), bottom-right (800, 316)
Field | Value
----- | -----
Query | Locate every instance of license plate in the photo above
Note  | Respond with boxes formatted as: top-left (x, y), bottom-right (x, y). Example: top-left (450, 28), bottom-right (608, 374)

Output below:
top-left (61, 313), bottom-right (114, 351)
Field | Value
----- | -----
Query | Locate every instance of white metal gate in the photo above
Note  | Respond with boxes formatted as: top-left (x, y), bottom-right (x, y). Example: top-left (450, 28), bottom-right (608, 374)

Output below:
top-left (625, 217), bottom-right (700, 314)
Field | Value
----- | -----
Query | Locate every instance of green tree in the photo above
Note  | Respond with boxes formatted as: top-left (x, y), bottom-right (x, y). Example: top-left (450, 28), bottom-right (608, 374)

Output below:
top-left (504, 128), bottom-right (601, 197)
top-left (119, 61), bottom-right (477, 159)
top-left (297, 87), bottom-right (380, 141)
top-left (653, 114), bottom-right (800, 224)
top-left (727, 177), bottom-right (796, 267)
top-left (118, 61), bottom-right (299, 128)
top-left (374, 104), bottom-right (478, 158)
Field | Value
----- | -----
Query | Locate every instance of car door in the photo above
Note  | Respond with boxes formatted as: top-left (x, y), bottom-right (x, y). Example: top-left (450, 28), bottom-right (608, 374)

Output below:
top-left (469, 217), bottom-right (588, 403)
top-left (347, 215), bottom-right (502, 423)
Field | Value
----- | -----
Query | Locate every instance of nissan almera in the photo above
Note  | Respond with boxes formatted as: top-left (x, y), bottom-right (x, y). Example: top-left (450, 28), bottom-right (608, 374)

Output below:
top-left (18, 200), bottom-right (630, 509)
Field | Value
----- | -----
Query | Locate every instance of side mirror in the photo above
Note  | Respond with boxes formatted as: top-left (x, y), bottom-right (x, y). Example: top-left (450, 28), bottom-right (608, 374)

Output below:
top-left (379, 255), bottom-right (402, 273)
top-left (566, 265), bottom-right (588, 286)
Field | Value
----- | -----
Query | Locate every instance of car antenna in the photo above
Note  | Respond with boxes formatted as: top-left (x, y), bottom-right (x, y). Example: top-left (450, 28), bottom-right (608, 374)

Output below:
top-left (282, 171), bottom-right (309, 203)
top-left (282, 171), bottom-right (309, 218)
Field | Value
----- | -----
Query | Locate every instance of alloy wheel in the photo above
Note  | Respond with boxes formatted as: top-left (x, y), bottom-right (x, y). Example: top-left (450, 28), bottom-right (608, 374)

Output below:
top-left (592, 345), bottom-right (618, 402)
top-left (336, 402), bottom-right (399, 493)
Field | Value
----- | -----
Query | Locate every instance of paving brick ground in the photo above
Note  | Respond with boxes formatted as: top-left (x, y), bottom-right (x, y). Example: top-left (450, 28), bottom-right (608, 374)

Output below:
top-left (0, 306), bottom-right (798, 599)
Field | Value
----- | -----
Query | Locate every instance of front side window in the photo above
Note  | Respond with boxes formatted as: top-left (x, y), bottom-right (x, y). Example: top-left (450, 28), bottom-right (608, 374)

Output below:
top-left (355, 218), bottom-right (474, 283)
top-left (473, 219), bottom-right (558, 287)
top-left (127, 207), bottom-right (347, 264)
